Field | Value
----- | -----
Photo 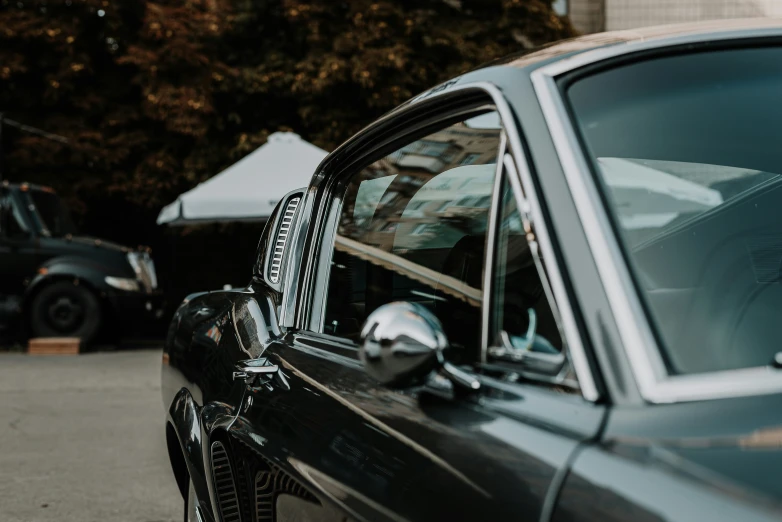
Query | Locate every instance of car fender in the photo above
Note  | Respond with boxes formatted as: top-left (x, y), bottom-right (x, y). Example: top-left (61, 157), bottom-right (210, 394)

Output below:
top-left (24, 257), bottom-right (115, 303)
top-left (162, 290), bottom-right (249, 522)
top-left (166, 387), bottom-right (216, 520)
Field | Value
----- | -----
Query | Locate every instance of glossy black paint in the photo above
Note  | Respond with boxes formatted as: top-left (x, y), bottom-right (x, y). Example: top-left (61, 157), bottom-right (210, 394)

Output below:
top-left (163, 22), bottom-right (782, 522)
top-left (0, 183), bottom-right (162, 337)
top-left (554, 395), bottom-right (782, 522)
top-left (164, 286), bottom-right (604, 521)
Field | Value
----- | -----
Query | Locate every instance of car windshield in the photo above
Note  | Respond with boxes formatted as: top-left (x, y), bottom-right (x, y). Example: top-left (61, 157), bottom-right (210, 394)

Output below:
top-left (567, 45), bottom-right (782, 375)
top-left (23, 189), bottom-right (78, 237)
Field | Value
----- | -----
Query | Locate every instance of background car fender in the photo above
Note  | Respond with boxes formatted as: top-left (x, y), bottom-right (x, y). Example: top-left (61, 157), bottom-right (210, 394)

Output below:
top-left (22, 257), bottom-right (118, 317)
top-left (25, 256), bottom-right (119, 300)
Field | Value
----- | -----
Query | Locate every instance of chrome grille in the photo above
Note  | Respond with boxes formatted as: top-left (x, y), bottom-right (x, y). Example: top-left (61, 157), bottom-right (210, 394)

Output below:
top-left (268, 197), bottom-right (300, 284)
top-left (211, 441), bottom-right (242, 522)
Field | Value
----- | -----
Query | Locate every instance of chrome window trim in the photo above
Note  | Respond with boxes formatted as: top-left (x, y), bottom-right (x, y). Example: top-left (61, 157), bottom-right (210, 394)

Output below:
top-left (531, 28), bottom-right (782, 403)
top-left (294, 80), bottom-right (600, 402)
top-left (280, 186), bottom-right (316, 328)
top-left (502, 154), bottom-right (591, 395)
top-left (480, 132), bottom-right (508, 362)
top-left (485, 81), bottom-right (599, 402)
top-left (311, 183), bottom-right (343, 333)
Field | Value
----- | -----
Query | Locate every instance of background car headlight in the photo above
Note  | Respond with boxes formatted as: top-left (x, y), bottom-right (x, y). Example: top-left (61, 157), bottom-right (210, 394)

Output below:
top-left (105, 276), bottom-right (140, 292)
top-left (126, 251), bottom-right (158, 292)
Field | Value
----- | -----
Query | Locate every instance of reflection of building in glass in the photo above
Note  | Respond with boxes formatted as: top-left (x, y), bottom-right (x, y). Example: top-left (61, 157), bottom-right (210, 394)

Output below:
top-left (326, 118), bottom-right (502, 340)
top-left (346, 123), bottom-right (500, 255)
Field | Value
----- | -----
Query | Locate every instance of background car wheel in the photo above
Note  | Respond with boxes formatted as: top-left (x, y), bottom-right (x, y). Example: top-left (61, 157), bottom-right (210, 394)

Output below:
top-left (30, 281), bottom-right (102, 344)
top-left (186, 478), bottom-right (202, 522)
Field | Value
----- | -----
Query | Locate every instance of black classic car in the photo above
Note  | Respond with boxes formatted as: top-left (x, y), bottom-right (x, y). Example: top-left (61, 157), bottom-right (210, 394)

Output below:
top-left (0, 181), bottom-right (162, 342)
top-left (162, 20), bottom-right (782, 522)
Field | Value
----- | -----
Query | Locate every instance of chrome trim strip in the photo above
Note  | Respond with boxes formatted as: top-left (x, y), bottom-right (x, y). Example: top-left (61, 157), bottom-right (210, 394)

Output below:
top-left (486, 81), bottom-right (598, 401)
top-left (531, 29), bottom-right (782, 403)
top-left (309, 185), bottom-right (342, 333)
top-left (280, 187), bottom-right (315, 328)
top-left (480, 132), bottom-right (507, 362)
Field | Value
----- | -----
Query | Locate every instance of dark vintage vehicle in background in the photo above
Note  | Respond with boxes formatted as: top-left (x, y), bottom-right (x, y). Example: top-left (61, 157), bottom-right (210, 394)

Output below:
top-left (0, 181), bottom-right (163, 343)
top-left (162, 20), bottom-right (782, 522)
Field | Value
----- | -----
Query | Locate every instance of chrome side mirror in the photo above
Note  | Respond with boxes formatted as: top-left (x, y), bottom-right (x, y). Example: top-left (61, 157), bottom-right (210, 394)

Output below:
top-left (359, 302), bottom-right (480, 391)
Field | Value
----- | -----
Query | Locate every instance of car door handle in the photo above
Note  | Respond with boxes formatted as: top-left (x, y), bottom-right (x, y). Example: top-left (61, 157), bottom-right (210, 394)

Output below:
top-left (233, 358), bottom-right (290, 391)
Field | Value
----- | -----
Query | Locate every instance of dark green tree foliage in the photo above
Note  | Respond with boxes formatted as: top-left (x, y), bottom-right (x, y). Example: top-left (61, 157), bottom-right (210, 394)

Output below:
top-left (0, 0), bottom-right (574, 222)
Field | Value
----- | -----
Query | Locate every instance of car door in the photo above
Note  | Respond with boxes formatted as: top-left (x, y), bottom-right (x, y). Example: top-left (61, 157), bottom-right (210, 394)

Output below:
top-left (0, 189), bottom-right (37, 297)
top-left (230, 95), bottom-right (607, 522)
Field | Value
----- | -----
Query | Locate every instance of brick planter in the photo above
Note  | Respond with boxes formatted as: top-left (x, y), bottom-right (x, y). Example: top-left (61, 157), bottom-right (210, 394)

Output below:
top-left (28, 338), bottom-right (81, 355)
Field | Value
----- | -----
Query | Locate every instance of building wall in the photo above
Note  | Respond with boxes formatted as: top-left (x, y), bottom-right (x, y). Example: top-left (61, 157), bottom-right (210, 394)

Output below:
top-left (607, 0), bottom-right (782, 30)
top-left (569, 0), bottom-right (605, 34)
top-left (568, 0), bottom-right (782, 34)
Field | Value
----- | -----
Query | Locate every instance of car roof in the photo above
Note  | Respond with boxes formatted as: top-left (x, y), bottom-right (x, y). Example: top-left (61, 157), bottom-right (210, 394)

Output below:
top-left (484, 17), bottom-right (782, 72)
top-left (311, 18), bottom-right (782, 188)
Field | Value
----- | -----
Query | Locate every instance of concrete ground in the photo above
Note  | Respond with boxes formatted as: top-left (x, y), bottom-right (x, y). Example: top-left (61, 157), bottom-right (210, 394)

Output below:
top-left (0, 349), bottom-right (182, 522)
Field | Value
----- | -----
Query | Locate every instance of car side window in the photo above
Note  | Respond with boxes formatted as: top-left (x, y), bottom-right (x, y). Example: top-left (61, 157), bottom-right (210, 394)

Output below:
top-left (322, 111), bottom-right (502, 363)
top-left (0, 193), bottom-right (29, 239)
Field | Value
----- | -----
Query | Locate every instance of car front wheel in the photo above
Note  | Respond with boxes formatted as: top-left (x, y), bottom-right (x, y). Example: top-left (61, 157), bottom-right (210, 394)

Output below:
top-left (29, 281), bottom-right (102, 343)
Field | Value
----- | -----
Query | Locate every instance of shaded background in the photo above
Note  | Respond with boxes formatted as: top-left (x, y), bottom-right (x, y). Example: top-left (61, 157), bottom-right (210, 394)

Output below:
top-left (0, 0), bottom-right (576, 310)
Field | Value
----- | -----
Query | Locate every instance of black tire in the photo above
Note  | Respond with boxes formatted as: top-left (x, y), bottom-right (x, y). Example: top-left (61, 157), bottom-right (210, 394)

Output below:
top-left (30, 281), bottom-right (102, 344)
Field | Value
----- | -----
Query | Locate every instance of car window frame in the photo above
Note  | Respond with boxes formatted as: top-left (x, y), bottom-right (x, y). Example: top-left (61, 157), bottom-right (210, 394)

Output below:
top-left (310, 105), bottom-right (505, 339)
top-left (482, 158), bottom-right (581, 393)
top-left (531, 31), bottom-right (782, 403)
top-left (285, 82), bottom-right (600, 402)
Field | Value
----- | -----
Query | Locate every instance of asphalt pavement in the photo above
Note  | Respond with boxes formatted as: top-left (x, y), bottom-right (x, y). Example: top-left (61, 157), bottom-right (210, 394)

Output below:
top-left (0, 349), bottom-right (182, 522)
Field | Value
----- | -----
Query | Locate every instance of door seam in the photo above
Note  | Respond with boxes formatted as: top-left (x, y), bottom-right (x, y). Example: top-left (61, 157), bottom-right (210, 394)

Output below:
top-left (539, 406), bottom-right (609, 522)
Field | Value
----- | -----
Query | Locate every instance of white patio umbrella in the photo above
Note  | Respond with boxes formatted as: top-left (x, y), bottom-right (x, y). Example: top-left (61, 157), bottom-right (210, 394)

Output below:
top-left (157, 132), bottom-right (327, 225)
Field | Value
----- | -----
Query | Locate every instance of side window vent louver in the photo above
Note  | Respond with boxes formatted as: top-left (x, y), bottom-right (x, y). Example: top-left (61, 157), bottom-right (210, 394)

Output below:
top-left (268, 197), bottom-right (300, 284)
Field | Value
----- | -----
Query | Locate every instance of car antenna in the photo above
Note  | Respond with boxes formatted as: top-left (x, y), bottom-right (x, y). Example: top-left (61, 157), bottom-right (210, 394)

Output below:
top-left (0, 112), bottom-right (69, 183)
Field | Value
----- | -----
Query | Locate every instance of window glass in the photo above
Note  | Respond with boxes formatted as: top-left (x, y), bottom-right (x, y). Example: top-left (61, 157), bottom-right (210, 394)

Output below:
top-left (567, 46), bottom-right (782, 374)
top-left (0, 194), bottom-right (30, 238)
top-left (492, 176), bottom-right (564, 355)
top-left (323, 112), bottom-right (502, 362)
top-left (23, 189), bottom-right (77, 237)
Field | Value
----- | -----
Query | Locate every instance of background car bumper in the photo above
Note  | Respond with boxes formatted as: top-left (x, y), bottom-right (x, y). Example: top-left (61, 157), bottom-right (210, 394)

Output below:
top-left (109, 290), bottom-right (168, 336)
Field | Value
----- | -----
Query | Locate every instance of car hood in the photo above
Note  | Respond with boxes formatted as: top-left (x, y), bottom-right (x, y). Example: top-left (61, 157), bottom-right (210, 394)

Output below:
top-left (650, 426), bottom-right (782, 505)
top-left (64, 235), bottom-right (130, 253)
top-left (37, 235), bottom-right (137, 278)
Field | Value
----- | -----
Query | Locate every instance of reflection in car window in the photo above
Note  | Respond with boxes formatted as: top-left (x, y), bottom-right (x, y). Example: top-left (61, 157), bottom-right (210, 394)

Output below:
top-left (323, 112), bottom-right (502, 362)
top-left (568, 46), bottom-right (782, 375)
